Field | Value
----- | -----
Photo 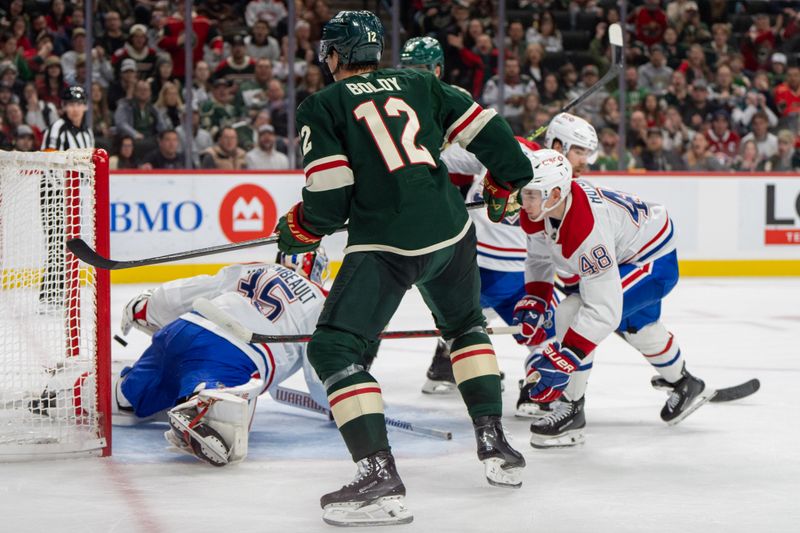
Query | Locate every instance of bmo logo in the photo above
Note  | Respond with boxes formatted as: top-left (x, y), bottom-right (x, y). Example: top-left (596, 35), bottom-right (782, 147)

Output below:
top-left (219, 184), bottom-right (278, 242)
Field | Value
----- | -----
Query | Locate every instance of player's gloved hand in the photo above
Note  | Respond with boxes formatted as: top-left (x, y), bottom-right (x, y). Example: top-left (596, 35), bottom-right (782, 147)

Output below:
top-left (512, 295), bottom-right (548, 346)
top-left (121, 289), bottom-right (158, 336)
top-left (482, 173), bottom-right (518, 222)
top-left (525, 341), bottom-right (580, 403)
top-left (275, 202), bottom-right (322, 254)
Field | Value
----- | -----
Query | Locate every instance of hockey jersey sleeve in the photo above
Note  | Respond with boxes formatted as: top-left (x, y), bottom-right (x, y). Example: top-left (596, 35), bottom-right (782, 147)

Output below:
top-left (296, 94), bottom-right (353, 236)
top-left (435, 78), bottom-right (532, 190)
top-left (524, 231), bottom-right (555, 303)
top-left (439, 143), bottom-right (485, 176)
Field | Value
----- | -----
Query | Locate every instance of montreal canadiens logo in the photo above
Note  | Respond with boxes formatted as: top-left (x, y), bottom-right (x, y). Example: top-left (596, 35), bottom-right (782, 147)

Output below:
top-left (219, 184), bottom-right (278, 243)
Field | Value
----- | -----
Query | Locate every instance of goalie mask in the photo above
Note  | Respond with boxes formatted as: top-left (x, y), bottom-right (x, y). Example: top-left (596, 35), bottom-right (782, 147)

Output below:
top-left (276, 248), bottom-right (330, 284)
top-left (521, 149), bottom-right (573, 222)
top-left (544, 113), bottom-right (598, 165)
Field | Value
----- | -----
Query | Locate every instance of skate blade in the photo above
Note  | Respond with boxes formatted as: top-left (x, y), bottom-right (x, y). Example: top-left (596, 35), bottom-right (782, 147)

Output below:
top-left (163, 429), bottom-right (195, 456)
top-left (530, 428), bottom-right (585, 449)
top-left (483, 458), bottom-right (523, 489)
top-left (168, 411), bottom-right (229, 466)
top-left (515, 403), bottom-right (550, 419)
top-left (665, 390), bottom-right (716, 426)
top-left (421, 379), bottom-right (458, 395)
top-left (322, 496), bottom-right (413, 527)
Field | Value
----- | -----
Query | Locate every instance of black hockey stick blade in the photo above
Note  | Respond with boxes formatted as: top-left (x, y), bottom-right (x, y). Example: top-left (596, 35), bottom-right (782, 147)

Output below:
top-left (709, 378), bottom-right (760, 403)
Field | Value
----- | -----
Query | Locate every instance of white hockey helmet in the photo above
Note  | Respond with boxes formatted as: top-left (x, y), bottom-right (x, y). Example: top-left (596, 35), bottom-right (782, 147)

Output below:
top-left (522, 149), bottom-right (573, 221)
top-left (544, 112), bottom-right (598, 164)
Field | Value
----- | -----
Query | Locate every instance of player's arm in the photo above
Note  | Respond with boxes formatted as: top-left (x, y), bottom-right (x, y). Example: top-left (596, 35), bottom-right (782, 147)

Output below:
top-left (439, 143), bottom-right (485, 176)
top-left (512, 231), bottom-right (556, 346)
top-left (276, 96), bottom-right (352, 254)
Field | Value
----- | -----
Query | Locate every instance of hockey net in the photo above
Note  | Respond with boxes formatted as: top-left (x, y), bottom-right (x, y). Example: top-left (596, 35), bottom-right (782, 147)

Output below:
top-left (0, 149), bottom-right (110, 460)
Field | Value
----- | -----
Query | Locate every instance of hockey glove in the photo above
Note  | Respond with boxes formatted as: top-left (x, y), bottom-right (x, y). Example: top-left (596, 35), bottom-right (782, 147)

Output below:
top-left (121, 289), bottom-right (158, 336)
top-left (525, 342), bottom-right (580, 403)
top-left (482, 173), bottom-right (518, 223)
top-left (275, 202), bottom-right (322, 254)
top-left (511, 295), bottom-right (548, 346)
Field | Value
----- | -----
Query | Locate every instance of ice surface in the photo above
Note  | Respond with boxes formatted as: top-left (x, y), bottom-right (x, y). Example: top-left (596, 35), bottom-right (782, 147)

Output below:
top-left (2, 278), bottom-right (798, 532)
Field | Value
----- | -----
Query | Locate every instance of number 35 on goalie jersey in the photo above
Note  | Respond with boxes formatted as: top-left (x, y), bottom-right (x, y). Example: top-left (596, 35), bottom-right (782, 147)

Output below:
top-left (295, 67), bottom-right (533, 255)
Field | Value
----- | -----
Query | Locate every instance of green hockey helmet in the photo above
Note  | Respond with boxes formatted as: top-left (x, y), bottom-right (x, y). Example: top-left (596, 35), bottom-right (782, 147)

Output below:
top-left (399, 36), bottom-right (444, 76)
top-left (318, 11), bottom-right (384, 66)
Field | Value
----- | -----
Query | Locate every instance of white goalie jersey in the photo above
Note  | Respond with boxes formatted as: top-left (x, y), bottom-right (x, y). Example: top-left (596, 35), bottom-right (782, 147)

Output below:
top-left (143, 263), bottom-right (328, 405)
top-left (522, 179), bottom-right (675, 356)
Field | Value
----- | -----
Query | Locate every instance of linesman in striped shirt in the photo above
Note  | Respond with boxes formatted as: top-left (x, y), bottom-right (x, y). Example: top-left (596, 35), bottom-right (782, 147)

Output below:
top-left (39, 85), bottom-right (94, 307)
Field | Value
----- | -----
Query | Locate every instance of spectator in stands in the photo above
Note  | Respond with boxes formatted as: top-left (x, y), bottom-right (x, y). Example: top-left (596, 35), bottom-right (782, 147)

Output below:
top-left (237, 58), bottom-right (273, 112)
top-left (192, 61), bottom-right (212, 107)
top-left (539, 72), bottom-right (565, 112)
top-left (559, 63), bottom-right (578, 98)
top-left (682, 78), bottom-right (718, 130)
top-left (472, 34), bottom-right (498, 93)
top-left (640, 127), bottom-right (686, 171)
top-left (444, 32), bottom-right (484, 99)
top-left (732, 140), bottom-right (763, 172)
top-left (245, 124), bottom-right (289, 170)
top-left (642, 93), bottom-right (665, 128)
top-left (632, 0), bottom-right (667, 47)
top-left (98, 0), bottom-right (134, 28)
top-left (773, 66), bottom-right (800, 118)
top-left (472, 0), bottom-right (495, 29)
top-left (177, 109), bottom-right (214, 168)
top-left (506, 20), bottom-right (527, 61)
top-left (705, 109), bottom-right (740, 165)
top-left (114, 79), bottom-right (167, 153)
top-left (711, 64), bottom-right (745, 112)
top-left (245, 0), bottom-right (288, 30)
top-left (149, 56), bottom-right (179, 105)
top-left (684, 133), bottom-right (723, 171)
top-left (0, 0), bottom-right (24, 28)
top-left (638, 44), bottom-right (673, 96)
top-left (235, 109), bottom-right (270, 152)
top-left (615, 65), bottom-right (646, 116)
top-left (91, 81), bottom-right (113, 150)
top-left (109, 135), bottom-right (138, 169)
top-left (14, 123), bottom-right (36, 151)
top-left (464, 18), bottom-right (485, 51)
top-left (508, 93), bottom-right (541, 137)
top-left (22, 81), bottom-right (57, 131)
top-left (678, 43), bottom-right (711, 85)
top-left (677, 1), bottom-right (710, 45)
top-left (155, 81), bottom-right (184, 131)
top-left (107, 58), bottom-right (137, 112)
top-left (266, 78), bottom-right (288, 137)
top-left (733, 90), bottom-right (779, 133)
top-left (769, 53), bottom-right (788, 86)
top-left (760, 130), bottom-right (800, 172)
top-left (0, 31), bottom-right (32, 81)
top-left (293, 20), bottom-right (317, 68)
top-left (37, 56), bottom-right (67, 108)
top-left (523, 42), bottom-right (545, 89)
top-left (741, 14), bottom-right (778, 73)
top-left (200, 78), bottom-right (238, 138)
top-left (526, 11), bottom-right (562, 53)
top-left (97, 11), bottom-right (126, 57)
top-left (705, 23), bottom-right (732, 68)
top-left (61, 28), bottom-right (86, 85)
top-left (200, 126), bottom-right (246, 170)
top-left (214, 34), bottom-right (256, 84)
top-left (592, 127), bottom-right (637, 171)
top-left (159, 1), bottom-right (223, 79)
top-left (111, 24), bottom-right (157, 80)
top-left (296, 64), bottom-right (325, 105)
top-left (740, 110), bottom-right (778, 160)
top-left (664, 70), bottom-right (690, 109)
top-left (246, 19), bottom-right (280, 62)
top-left (303, 0), bottom-right (332, 42)
top-left (4, 101), bottom-right (40, 143)
top-left (627, 109), bottom-right (649, 157)
top-left (661, 26), bottom-right (685, 70)
top-left (571, 64), bottom-right (607, 123)
top-left (482, 57), bottom-right (536, 119)
top-left (0, 61), bottom-right (22, 95)
top-left (662, 105), bottom-right (694, 153)
top-left (140, 129), bottom-right (186, 170)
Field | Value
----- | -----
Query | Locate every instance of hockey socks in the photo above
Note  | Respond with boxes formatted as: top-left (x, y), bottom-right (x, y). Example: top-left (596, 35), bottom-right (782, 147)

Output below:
top-left (622, 322), bottom-right (684, 383)
top-left (326, 371), bottom-right (389, 461)
top-left (449, 330), bottom-right (503, 420)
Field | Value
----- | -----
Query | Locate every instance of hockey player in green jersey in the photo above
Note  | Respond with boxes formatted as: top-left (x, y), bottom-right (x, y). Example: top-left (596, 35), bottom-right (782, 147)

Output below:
top-left (275, 12), bottom-right (532, 526)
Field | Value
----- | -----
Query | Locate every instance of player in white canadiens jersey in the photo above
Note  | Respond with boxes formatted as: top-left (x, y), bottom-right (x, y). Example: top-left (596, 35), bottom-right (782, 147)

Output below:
top-left (516, 149), bottom-right (711, 448)
top-left (112, 252), bottom-right (332, 466)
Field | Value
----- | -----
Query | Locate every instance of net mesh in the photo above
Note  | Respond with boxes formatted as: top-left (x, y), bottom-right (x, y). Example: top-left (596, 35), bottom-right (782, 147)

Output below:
top-left (0, 150), bottom-right (105, 457)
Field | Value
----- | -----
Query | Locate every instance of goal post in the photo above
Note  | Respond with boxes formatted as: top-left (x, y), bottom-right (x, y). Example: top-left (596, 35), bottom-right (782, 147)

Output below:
top-left (0, 148), bottom-right (111, 460)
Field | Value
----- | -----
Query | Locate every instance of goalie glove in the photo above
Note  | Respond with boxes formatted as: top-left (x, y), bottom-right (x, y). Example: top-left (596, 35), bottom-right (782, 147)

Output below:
top-left (121, 289), bottom-right (158, 336)
top-left (275, 202), bottom-right (322, 254)
top-left (525, 342), bottom-right (580, 403)
top-left (511, 295), bottom-right (548, 346)
top-left (482, 173), bottom-right (519, 223)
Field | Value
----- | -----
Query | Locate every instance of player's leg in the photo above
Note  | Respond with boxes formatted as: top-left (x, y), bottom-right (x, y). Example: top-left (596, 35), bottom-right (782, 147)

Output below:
top-left (307, 252), bottom-right (413, 526)
top-left (417, 226), bottom-right (525, 488)
top-left (617, 251), bottom-right (711, 424)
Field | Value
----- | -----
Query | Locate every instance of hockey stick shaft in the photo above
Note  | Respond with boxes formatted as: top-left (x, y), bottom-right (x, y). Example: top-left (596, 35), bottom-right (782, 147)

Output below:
top-left (272, 386), bottom-right (453, 440)
top-left (67, 201), bottom-right (487, 270)
top-left (193, 297), bottom-right (519, 343)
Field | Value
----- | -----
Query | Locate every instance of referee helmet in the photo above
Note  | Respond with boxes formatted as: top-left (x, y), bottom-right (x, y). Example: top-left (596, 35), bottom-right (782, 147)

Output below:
top-left (62, 85), bottom-right (87, 104)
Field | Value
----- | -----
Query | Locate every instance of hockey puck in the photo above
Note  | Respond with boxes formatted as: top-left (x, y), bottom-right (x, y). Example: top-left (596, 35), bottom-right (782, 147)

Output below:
top-left (113, 334), bottom-right (128, 347)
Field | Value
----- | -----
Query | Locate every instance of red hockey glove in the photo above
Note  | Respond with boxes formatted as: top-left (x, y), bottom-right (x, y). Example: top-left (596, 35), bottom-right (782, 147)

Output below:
top-left (275, 203), bottom-right (322, 254)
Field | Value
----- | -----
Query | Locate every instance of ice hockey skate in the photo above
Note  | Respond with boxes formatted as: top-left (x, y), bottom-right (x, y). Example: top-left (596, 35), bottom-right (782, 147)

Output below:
top-left (474, 415), bottom-right (526, 488)
top-left (515, 379), bottom-right (552, 419)
top-left (421, 340), bottom-right (457, 394)
top-left (320, 451), bottom-right (413, 527)
top-left (658, 367), bottom-right (715, 425)
top-left (167, 402), bottom-right (231, 467)
top-left (529, 396), bottom-right (586, 448)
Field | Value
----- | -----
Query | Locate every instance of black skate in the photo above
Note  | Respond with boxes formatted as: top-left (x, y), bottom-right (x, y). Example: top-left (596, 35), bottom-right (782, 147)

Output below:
top-left (320, 451), bottom-right (413, 527)
top-left (515, 379), bottom-right (553, 419)
top-left (167, 404), bottom-right (230, 467)
top-left (474, 415), bottom-right (526, 488)
top-left (660, 367), bottom-right (714, 425)
top-left (530, 396), bottom-right (586, 448)
top-left (421, 340), bottom-right (457, 394)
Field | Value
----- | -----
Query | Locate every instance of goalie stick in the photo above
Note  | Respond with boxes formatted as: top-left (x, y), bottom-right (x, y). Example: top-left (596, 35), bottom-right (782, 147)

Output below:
top-left (271, 386), bottom-right (453, 440)
top-left (192, 297), bottom-right (519, 344)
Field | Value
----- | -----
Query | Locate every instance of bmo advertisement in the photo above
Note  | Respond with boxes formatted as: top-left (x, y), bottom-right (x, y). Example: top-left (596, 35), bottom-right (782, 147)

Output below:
top-left (108, 171), bottom-right (799, 282)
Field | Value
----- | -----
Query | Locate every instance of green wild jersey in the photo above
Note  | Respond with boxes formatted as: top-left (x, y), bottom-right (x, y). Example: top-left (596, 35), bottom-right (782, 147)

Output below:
top-left (297, 68), bottom-right (531, 255)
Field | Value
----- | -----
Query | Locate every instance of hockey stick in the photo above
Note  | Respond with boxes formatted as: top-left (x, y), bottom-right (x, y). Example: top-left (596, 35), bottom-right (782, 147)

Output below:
top-left (526, 22), bottom-right (624, 141)
top-left (67, 200), bottom-right (487, 270)
top-left (193, 297), bottom-right (520, 344)
top-left (271, 386), bottom-right (453, 440)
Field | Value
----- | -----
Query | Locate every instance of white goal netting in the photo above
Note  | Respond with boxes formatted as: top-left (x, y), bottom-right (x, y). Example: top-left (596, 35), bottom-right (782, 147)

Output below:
top-left (0, 149), bottom-right (109, 459)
